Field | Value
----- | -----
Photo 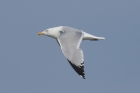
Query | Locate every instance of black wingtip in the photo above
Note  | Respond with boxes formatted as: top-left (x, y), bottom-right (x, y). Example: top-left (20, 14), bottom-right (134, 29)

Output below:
top-left (67, 59), bottom-right (85, 79)
top-left (80, 75), bottom-right (86, 79)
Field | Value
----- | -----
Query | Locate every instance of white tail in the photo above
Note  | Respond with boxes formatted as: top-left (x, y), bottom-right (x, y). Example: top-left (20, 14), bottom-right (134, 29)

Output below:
top-left (83, 32), bottom-right (105, 40)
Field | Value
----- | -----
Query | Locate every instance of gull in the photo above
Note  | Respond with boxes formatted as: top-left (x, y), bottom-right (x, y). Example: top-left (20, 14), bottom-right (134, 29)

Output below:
top-left (38, 26), bottom-right (105, 79)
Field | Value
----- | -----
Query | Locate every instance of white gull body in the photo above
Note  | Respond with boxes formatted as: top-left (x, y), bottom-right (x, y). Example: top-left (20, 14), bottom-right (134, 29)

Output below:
top-left (38, 26), bottom-right (105, 79)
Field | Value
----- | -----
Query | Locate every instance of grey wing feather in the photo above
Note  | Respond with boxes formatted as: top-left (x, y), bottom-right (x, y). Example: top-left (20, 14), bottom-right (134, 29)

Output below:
top-left (57, 27), bottom-right (85, 79)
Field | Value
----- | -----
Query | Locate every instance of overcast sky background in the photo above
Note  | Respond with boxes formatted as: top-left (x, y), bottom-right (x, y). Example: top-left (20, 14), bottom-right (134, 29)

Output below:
top-left (0, 0), bottom-right (140, 93)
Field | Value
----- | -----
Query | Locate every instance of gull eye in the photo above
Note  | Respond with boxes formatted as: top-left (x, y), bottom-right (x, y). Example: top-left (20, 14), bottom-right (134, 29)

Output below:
top-left (45, 30), bottom-right (48, 32)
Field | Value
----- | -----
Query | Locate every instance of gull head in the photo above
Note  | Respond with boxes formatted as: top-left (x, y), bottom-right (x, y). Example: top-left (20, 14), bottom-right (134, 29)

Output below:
top-left (38, 26), bottom-right (63, 39)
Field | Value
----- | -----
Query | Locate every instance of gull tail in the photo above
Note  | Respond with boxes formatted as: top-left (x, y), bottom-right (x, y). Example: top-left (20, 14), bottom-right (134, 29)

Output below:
top-left (83, 32), bottom-right (105, 41)
top-left (91, 36), bottom-right (105, 41)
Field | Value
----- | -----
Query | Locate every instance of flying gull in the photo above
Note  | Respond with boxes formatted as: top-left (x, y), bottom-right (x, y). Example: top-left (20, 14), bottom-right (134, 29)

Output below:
top-left (38, 26), bottom-right (105, 79)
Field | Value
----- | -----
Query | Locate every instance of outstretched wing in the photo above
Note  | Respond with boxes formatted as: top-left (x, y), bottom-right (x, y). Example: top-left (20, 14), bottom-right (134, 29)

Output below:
top-left (57, 27), bottom-right (85, 79)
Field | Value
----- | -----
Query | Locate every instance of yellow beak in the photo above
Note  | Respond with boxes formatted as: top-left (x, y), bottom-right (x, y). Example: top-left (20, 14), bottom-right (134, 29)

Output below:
top-left (38, 32), bottom-right (44, 35)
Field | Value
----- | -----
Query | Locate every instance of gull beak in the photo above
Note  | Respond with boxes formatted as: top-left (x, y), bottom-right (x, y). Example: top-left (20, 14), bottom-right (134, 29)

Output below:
top-left (38, 32), bottom-right (44, 35)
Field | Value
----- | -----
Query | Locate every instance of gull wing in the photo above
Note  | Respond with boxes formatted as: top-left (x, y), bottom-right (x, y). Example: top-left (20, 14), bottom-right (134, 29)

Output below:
top-left (57, 27), bottom-right (85, 79)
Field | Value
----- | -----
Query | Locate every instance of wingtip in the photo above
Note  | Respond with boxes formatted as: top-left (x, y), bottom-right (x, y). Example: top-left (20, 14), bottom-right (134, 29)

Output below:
top-left (80, 75), bottom-right (86, 79)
